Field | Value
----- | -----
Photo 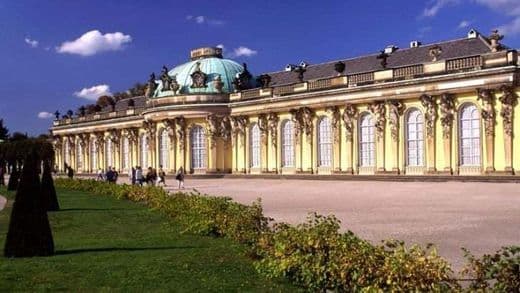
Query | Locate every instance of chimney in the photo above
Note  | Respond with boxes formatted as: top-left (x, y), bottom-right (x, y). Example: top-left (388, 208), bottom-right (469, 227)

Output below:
top-left (384, 45), bottom-right (399, 54)
top-left (410, 41), bottom-right (422, 48)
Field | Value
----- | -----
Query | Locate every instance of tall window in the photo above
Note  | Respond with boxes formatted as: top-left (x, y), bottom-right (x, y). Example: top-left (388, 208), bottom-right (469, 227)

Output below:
top-left (318, 117), bottom-right (332, 167)
top-left (406, 109), bottom-right (424, 166)
top-left (122, 137), bottom-right (130, 170)
top-left (359, 113), bottom-right (375, 167)
top-left (250, 123), bottom-right (261, 168)
top-left (90, 139), bottom-right (97, 171)
top-left (191, 125), bottom-right (206, 169)
top-left (281, 120), bottom-right (294, 167)
top-left (76, 142), bottom-right (83, 170)
top-left (141, 134), bottom-right (148, 168)
top-left (159, 130), bottom-right (170, 169)
top-left (105, 139), bottom-right (113, 168)
top-left (459, 103), bottom-right (481, 166)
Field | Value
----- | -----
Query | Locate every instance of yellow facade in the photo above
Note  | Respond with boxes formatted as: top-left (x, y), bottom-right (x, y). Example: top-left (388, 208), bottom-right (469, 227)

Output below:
top-left (51, 36), bottom-right (520, 177)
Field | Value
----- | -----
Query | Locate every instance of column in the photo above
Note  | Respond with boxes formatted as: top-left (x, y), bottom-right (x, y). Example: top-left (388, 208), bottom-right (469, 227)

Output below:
top-left (498, 86), bottom-right (517, 174)
top-left (439, 93), bottom-right (455, 174)
top-left (388, 101), bottom-right (404, 173)
top-left (342, 104), bottom-right (357, 174)
top-left (478, 89), bottom-right (495, 173)
top-left (420, 94), bottom-right (437, 173)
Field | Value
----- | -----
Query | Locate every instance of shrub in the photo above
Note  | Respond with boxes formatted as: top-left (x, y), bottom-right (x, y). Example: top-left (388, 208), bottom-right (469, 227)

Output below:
top-left (462, 246), bottom-right (520, 292)
top-left (41, 160), bottom-right (59, 211)
top-left (4, 152), bottom-right (54, 257)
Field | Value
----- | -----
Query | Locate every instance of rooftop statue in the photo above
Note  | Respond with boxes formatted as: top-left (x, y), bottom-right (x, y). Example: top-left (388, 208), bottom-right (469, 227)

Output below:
top-left (160, 66), bottom-right (173, 92)
top-left (145, 73), bottom-right (157, 98)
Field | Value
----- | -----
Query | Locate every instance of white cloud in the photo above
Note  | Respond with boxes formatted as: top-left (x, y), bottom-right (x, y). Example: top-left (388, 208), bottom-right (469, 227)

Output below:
top-left (56, 30), bottom-right (132, 56)
top-left (458, 20), bottom-right (470, 29)
top-left (24, 37), bottom-right (39, 48)
top-left (74, 84), bottom-right (111, 101)
top-left (232, 46), bottom-right (257, 57)
top-left (474, 0), bottom-right (520, 35)
top-left (423, 0), bottom-right (459, 17)
top-left (37, 111), bottom-right (54, 119)
top-left (186, 15), bottom-right (224, 25)
top-left (498, 17), bottom-right (520, 35)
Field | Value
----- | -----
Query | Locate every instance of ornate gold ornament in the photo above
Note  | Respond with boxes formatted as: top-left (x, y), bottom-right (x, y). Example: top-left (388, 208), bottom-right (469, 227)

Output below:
top-left (439, 93), bottom-right (455, 139)
top-left (477, 88), bottom-right (495, 138)
top-left (267, 113), bottom-right (279, 147)
top-left (326, 106), bottom-right (341, 143)
top-left (368, 101), bottom-right (386, 140)
top-left (342, 104), bottom-right (357, 142)
top-left (387, 100), bottom-right (404, 142)
top-left (420, 94), bottom-right (437, 138)
top-left (498, 85), bottom-right (518, 137)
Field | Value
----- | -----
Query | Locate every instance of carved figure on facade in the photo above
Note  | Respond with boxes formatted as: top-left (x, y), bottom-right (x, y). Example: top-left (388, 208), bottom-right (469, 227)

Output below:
top-left (206, 114), bottom-right (220, 146)
top-left (290, 107), bottom-right (315, 140)
top-left (489, 30), bottom-right (504, 53)
top-left (127, 128), bottom-right (139, 144)
top-left (498, 85), bottom-right (518, 137)
top-left (477, 88), bottom-right (495, 137)
top-left (230, 115), bottom-right (248, 146)
top-left (213, 74), bottom-right (224, 93)
top-left (163, 119), bottom-right (176, 144)
top-left (190, 62), bottom-right (207, 88)
top-left (219, 115), bottom-right (232, 143)
top-left (387, 100), bottom-right (404, 142)
top-left (368, 101), bottom-right (386, 140)
top-left (342, 104), bottom-right (357, 142)
top-left (175, 116), bottom-right (186, 151)
top-left (108, 129), bottom-right (120, 147)
top-left (429, 45), bottom-right (442, 62)
top-left (170, 75), bottom-right (180, 94)
top-left (420, 94), bottom-right (437, 138)
top-left (267, 113), bottom-right (279, 147)
top-left (160, 66), bottom-right (173, 92)
top-left (326, 106), bottom-right (341, 143)
top-left (145, 73), bottom-right (157, 98)
top-left (439, 93), bottom-right (455, 139)
top-left (257, 114), bottom-right (269, 144)
top-left (257, 74), bottom-right (271, 88)
top-left (232, 63), bottom-right (253, 91)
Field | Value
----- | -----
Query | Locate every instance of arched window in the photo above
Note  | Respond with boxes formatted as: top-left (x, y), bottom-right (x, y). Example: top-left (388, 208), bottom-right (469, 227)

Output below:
top-left (140, 134), bottom-right (148, 168)
top-left (122, 137), bottom-right (130, 170)
top-left (76, 142), bottom-right (83, 171)
top-left (281, 120), bottom-right (294, 167)
top-left (191, 125), bottom-right (206, 169)
top-left (359, 113), bottom-right (375, 167)
top-left (159, 130), bottom-right (170, 169)
top-left (318, 117), bottom-right (332, 167)
top-left (105, 139), bottom-right (113, 168)
top-left (250, 123), bottom-right (261, 168)
top-left (459, 103), bottom-right (481, 166)
top-left (406, 109), bottom-right (424, 166)
top-left (90, 139), bottom-right (97, 171)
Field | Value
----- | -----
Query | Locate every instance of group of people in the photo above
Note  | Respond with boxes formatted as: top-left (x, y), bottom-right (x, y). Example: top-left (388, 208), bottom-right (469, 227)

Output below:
top-left (96, 167), bottom-right (119, 183)
top-left (128, 165), bottom-right (185, 189)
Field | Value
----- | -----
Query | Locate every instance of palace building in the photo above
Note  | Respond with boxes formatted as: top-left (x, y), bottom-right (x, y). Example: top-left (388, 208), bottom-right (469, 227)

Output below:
top-left (51, 29), bottom-right (520, 177)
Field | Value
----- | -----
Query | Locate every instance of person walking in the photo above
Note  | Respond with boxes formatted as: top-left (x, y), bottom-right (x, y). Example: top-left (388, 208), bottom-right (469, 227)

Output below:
top-left (67, 166), bottom-right (74, 179)
top-left (175, 166), bottom-right (185, 189)
top-left (135, 166), bottom-right (143, 186)
top-left (129, 167), bottom-right (136, 185)
top-left (97, 168), bottom-right (104, 181)
top-left (105, 167), bottom-right (115, 183)
top-left (157, 165), bottom-right (166, 186)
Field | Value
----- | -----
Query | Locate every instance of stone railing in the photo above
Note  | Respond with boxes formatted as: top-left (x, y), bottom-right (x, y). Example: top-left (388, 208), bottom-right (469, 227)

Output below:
top-left (348, 72), bottom-right (375, 86)
top-left (54, 107), bottom-right (145, 126)
top-left (393, 64), bottom-right (424, 79)
top-left (241, 89), bottom-right (261, 99)
top-left (446, 55), bottom-right (482, 71)
top-left (273, 84), bottom-right (296, 96)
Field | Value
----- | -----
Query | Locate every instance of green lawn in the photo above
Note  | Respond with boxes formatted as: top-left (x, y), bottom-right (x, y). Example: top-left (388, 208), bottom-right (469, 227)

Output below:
top-left (0, 186), bottom-right (296, 291)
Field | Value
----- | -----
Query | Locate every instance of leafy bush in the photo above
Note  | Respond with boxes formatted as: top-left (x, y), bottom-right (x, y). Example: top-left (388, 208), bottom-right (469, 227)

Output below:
top-left (462, 246), bottom-right (520, 292)
top-left (54, 178), bottom-right (269, 245)
top-left (54, 178), bottom-right (519, 291)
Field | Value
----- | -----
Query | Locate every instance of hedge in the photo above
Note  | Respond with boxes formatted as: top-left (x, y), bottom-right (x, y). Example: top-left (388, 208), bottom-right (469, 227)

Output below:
top-left (54, 178), bottom-right (520, 291)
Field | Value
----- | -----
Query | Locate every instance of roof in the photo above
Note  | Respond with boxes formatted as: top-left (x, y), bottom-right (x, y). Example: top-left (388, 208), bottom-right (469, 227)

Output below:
top-left (264, 36), bottom-right (493, 87)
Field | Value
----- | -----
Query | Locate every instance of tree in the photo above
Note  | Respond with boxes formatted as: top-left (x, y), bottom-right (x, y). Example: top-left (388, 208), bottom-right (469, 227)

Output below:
top-left (0, 119), bottom-right (8, 141)
top-left (96, 95), bottom-right (115, 108)
top-left (4, 151), bottom-right (54, 257)
top-left (6, 168), bottom-right (19, 191)
top-left (128, 82), bottom-right (146, 97)
top-left (9, 132), bottom-right (28, 142)
top-left (41, 160), bottom-right (59, 211)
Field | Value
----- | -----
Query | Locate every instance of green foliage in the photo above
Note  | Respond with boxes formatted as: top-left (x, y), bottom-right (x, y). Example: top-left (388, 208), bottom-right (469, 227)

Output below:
top-left (255, 214), bottom-right (458, 291)
top-left (0, 118), bottom-right (8, 141)
top-left (54, 178), bottom-right (269, 245)
top-left (52, 179), bottom-right (519, 292)
top-left (462, 246), bottom-right (520, 292)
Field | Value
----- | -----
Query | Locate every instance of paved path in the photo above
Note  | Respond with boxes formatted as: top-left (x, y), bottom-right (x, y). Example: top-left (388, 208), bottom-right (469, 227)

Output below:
top-left (164, 178), bottom-right (520, 271)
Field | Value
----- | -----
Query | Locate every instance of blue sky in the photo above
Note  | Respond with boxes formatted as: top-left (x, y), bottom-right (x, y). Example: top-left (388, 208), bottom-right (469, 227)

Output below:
top-left (0, 0), bottom-right (519, 135)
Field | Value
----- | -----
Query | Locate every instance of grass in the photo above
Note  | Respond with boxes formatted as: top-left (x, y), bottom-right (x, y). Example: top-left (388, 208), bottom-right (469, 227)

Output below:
top-left (0, 186), bottom-right (297, 291)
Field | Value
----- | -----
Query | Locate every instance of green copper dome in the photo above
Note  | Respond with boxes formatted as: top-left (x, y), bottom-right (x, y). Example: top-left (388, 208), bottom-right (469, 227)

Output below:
top-left (153, 47), bottom-right (244, 97)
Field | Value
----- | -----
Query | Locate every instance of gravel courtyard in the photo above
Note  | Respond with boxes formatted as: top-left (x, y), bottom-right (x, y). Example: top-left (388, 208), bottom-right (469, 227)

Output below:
top-left (166, 178), bottom-right (520, 270)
